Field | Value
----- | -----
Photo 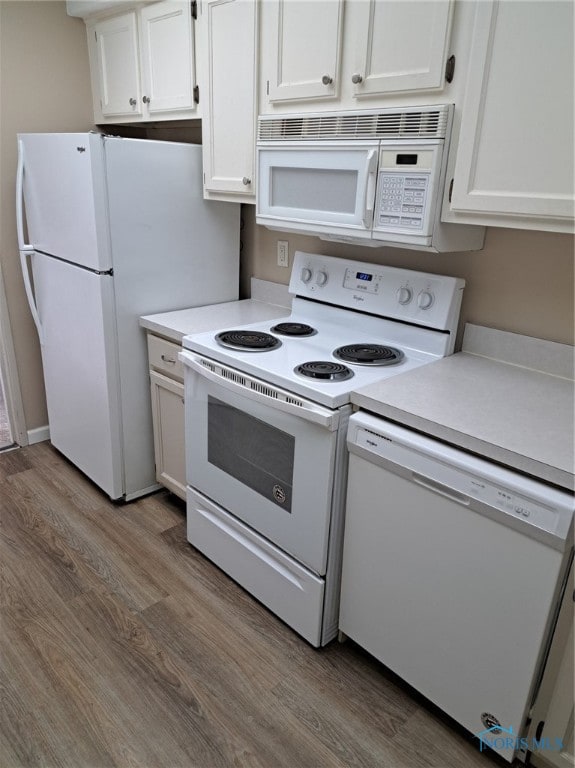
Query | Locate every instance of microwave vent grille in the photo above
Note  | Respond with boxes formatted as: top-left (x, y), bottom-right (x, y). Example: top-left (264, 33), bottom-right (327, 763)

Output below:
top-left (258, 106), bottom-right (450, 141)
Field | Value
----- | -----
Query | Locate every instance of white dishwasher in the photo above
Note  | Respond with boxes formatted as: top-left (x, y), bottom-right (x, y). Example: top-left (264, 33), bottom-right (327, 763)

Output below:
top-left (340, 411), bottom-right (574, 764)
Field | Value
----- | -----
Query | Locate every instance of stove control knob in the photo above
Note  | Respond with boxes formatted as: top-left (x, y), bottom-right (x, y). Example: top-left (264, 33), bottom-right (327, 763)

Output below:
top-left (417, 290), bottom-right (434, 310)
top-left (301, 267), bottom-right (313, 284)
top-left (397, 286), bottom-right (413, 305)
top-left (316, 270), bottom-right (328, 287)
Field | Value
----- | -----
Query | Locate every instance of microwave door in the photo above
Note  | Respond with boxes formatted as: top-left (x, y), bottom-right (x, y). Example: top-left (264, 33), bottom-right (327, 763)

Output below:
top-left (256, 143), bottom-right (379, 239)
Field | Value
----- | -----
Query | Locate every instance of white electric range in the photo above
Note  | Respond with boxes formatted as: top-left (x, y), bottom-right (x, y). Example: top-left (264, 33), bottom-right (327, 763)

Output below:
top-left (180, 252), bottom-right (465, 646)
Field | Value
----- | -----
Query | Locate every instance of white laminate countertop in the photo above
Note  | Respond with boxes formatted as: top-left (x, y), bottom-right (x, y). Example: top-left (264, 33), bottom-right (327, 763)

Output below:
top-left (139, 280), bottom-right (292, 343)
top-left (351, 325), bottom-right (575, 491)
top-left (140, 299), bottom-right (291, 343)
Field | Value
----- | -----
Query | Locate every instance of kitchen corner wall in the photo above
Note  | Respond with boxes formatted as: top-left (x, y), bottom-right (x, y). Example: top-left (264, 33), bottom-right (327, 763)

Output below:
top-left (241, 206), bottom-right (575, 347)
top-left (0, 1), bottom-right (93, 433)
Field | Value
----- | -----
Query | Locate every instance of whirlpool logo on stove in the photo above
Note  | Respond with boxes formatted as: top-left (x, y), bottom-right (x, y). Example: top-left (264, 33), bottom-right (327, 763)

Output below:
top-left (475, 715), bottom-right (564, 755)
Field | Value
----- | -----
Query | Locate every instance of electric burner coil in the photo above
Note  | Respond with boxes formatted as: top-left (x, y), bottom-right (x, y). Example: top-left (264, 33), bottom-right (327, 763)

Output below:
top-left (270, 322), bottom-right (317, 337)
top-left (216, 330), bottom-right (281, 351)
top-left (334, 344), bottom-right (404, 366)
top-left (294, 361), bottom-right (354, 381)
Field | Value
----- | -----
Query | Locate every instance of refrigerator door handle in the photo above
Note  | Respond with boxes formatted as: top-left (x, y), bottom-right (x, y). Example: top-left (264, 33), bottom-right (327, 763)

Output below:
top-left (16, 139), bottom-right (33, 252)
top-left (16, 140), bottom-right (42, 342)
top-left (19, 250), bottom-right (43, 343)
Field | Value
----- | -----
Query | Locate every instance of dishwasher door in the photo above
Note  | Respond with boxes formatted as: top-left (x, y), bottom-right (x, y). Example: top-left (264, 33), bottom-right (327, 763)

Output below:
top-left (340, 412), bottom-right (574, 763)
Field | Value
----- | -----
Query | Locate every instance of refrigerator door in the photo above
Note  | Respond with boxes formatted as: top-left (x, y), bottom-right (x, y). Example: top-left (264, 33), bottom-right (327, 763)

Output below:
top-left (103, 137), bottom-right (240, 499)
top-left (18, 133), bottom-right (111, 271)
top-left (32, 252), bottom-right (123, 499)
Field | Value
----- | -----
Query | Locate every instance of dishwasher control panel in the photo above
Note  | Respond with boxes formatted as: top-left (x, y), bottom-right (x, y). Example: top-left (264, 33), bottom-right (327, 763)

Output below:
top-left (351, 420), bottom-right (574, 549)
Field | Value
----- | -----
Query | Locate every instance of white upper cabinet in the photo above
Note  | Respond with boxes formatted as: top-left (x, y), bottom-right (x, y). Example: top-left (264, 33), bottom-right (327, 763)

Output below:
top-left (87, 1), bottom-right (197, 123)
top-left (139, 1), bottom-right (196, 116)
top-left (351, 0), bottom-right (453, 98)
top-left (267, 0), bottom-right (344, 103)
top-left (200, 0), bottom-right (258, 202)
top-left (93, 11), bottom-right (142, 119)
top-left (261, 0), bottom-right (454, 111)
top-left (446, 0), bottom-right (574, 233)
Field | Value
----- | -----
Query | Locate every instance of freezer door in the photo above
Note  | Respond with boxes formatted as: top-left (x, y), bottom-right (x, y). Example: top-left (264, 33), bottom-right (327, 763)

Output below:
top-left (32, 252), bottom-right (123, 499)
top-left (18, 133), bottom-right (111, 271)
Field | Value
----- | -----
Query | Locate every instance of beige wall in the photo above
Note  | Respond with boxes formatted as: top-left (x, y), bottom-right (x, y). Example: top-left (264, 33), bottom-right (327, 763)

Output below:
top-left (0, 1), bottom-right (93, 432)
top-left (241, 207), bottom-right (575, 347)
top-left (0, 2), bottom-right (572, 438)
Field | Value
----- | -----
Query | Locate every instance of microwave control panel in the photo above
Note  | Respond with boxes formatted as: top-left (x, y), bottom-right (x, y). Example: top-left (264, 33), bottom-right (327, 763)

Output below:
top-left (377, 173), bottom-right (429, 231)
top-left (374, 146), bottom-right (442, 237)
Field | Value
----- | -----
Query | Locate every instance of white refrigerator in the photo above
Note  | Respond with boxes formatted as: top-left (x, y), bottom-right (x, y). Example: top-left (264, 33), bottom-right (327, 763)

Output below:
top-left (16, 133), bottom-right (240, 500)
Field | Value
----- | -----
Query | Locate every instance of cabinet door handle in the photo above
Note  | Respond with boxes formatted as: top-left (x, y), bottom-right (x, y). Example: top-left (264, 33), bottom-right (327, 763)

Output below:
top-left (351, 73), bottom-right (363, 84)
top-left (242, 177), bottom-right (251, 186)
top-left (142, 95), bottom-right (151, 104)
top-left (161, 354), bottom-right (176, 364)
top-left (321, 74), bottom-right (333, 85)
top-left (129, 98), bottom-right (137, 106)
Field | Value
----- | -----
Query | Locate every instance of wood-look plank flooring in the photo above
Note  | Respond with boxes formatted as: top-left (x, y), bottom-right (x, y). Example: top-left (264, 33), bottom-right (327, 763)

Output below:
top-left (1, 443), bottom-right (507, 768)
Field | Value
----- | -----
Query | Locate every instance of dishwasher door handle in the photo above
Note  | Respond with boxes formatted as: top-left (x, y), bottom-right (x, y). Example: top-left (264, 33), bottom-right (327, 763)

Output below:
top-left (411, 472), bottom-right (471, 506)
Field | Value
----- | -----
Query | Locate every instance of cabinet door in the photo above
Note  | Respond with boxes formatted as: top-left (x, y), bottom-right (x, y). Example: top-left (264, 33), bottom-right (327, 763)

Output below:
top-left (202, 0), bottom-right (257, 198)
top-left (450, 0), bottom-right (574, 231)
top-left (139, 0), bottom-right (196, 116)
top-left (351, 0), bottom-right (453, 97)
top-left (150, 371), bottom-right (186, 500)
top-left (529, 561), bottom-right (574, 768)
top-left (93, 11), bottom-right (142, 118)
top-left (267, 0), bottom-right (344, 104)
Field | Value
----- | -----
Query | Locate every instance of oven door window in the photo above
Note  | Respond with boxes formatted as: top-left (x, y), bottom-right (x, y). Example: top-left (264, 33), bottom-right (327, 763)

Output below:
top-left (208, 396), bottom-right (294, 512)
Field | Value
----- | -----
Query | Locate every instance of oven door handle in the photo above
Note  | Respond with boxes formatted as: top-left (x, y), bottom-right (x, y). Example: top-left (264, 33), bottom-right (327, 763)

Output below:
top-left (179, 350), bottom-right (341, 431)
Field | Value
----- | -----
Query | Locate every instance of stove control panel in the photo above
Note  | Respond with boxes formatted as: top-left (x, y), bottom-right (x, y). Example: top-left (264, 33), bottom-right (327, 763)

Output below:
top-left (289, 251), bottom-right (464, 333)
top-left (343, 268), bottom-right (384, 294)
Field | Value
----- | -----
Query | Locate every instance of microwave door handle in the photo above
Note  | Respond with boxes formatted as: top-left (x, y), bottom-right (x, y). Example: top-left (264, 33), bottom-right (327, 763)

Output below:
top-left (361, 149), bottom-right (378, 227)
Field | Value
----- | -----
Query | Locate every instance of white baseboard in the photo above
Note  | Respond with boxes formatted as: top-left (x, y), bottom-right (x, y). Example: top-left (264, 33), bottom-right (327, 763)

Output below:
top-left (27, 425), bottom-right (50, 445)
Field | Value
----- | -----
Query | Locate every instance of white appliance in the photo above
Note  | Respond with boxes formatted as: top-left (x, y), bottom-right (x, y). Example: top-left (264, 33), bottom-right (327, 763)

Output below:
top-left (256, 104), bottom-right (485, 253)
top-left (341, 412), bottom-right (574, 763)
top-left (17, 133), bottom-right (240, 501)
top-left (180, 251), bottom-right (465, 646)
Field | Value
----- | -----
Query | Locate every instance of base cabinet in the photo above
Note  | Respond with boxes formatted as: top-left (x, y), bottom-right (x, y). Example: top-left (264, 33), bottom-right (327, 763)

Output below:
top-left (529, 560), bottom-right (575, 768)
top-left (147, 335), bottom-right (186, 500)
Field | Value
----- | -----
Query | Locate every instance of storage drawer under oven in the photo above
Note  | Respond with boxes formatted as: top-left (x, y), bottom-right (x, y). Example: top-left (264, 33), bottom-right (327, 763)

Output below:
top-left (187, 486), bottom-right (325, 647)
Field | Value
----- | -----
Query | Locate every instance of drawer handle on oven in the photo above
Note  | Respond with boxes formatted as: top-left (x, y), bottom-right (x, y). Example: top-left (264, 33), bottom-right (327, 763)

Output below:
top-left (180, 350), bottom-right (339, 430)
top-left (161, 354), bottom-right (176, 364)
top-left (411, 472), bottom-right (471, 506)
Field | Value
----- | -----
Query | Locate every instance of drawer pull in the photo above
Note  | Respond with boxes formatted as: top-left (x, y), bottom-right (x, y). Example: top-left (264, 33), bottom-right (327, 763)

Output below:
top-left (161, 354), bottom-right (176, 364)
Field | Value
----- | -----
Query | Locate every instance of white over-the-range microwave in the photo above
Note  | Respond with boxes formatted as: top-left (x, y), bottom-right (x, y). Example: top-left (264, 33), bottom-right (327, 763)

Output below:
top-left (256, 104), bottom-right (484, 253)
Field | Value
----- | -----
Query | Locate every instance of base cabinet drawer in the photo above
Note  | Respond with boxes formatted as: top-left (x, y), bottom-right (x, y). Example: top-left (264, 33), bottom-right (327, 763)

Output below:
top-left (150, 370), bottom-right (186, 500)
top-left (147, 334), bottom-right (184, 380)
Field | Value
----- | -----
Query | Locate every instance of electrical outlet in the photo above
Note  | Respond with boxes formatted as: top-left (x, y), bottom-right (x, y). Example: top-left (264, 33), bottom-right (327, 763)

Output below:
top-left (277, 240), bottom-right (289, 268)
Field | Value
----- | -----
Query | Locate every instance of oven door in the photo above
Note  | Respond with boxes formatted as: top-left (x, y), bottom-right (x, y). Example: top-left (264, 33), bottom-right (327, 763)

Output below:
top-left (256, 141), bottom-right (379, 240)
top-left (181, 351), bottom-right (344, 576)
